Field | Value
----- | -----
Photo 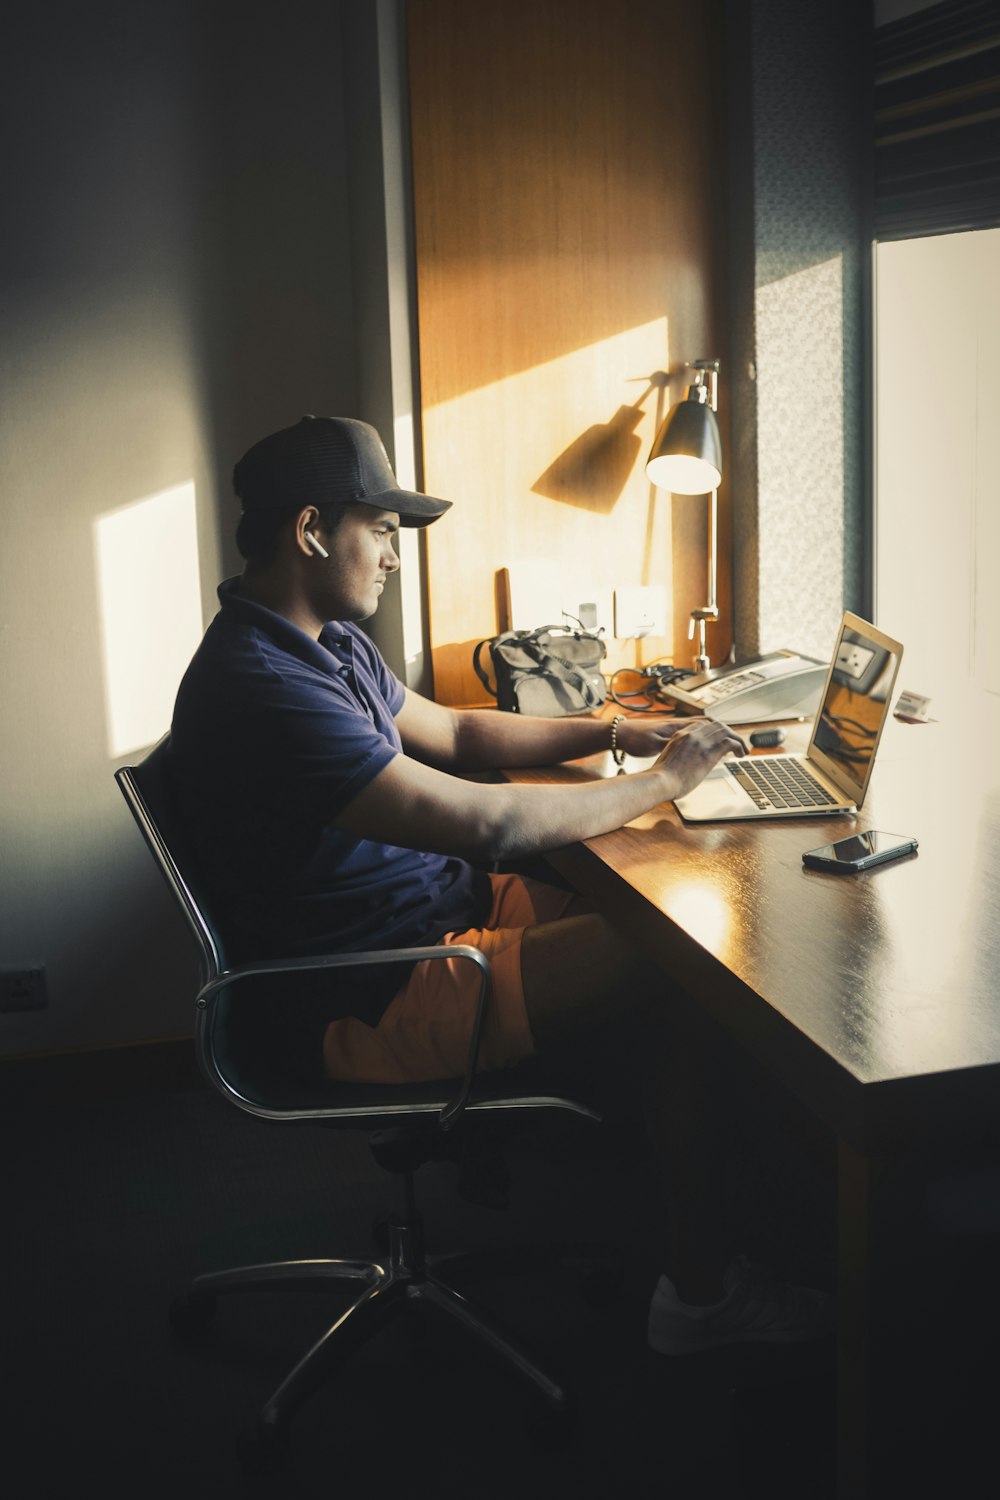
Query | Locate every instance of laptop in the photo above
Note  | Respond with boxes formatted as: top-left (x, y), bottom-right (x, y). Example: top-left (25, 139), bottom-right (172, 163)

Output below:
top-left (674, 612), bottom-right (903, 823)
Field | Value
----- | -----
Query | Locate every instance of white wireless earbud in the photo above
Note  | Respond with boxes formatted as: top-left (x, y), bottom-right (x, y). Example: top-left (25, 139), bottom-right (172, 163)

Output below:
top-left (303, 530), bottom-right (329, 559)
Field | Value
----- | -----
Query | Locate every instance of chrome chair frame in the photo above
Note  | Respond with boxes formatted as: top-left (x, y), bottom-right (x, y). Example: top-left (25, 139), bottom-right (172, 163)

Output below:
top-left (116, 737), bottom-right (602, 1459)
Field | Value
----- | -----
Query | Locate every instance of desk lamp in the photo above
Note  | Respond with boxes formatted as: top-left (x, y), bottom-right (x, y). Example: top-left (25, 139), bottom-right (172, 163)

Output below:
top-left (645, 358), bottom-right (721, 673)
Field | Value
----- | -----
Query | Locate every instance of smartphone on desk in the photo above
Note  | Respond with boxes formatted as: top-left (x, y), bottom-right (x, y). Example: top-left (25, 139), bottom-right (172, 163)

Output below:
top-left (802, 830), bottom-right (918, 874)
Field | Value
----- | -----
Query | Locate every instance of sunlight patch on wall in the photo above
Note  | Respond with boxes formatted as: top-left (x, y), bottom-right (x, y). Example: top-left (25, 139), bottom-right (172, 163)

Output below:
top-left (420, 318), bottom-right (674, 702)
top-left (755, 254), bottom-right (845, 661)
top-left (422, 316), bottom-right (668, 516)
top-left (94, 481), bottom-right (203, 757)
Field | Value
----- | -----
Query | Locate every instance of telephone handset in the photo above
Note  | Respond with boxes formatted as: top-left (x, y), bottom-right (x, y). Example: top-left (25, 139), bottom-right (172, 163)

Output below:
top-left (656, 649), bottom-right (829, 725)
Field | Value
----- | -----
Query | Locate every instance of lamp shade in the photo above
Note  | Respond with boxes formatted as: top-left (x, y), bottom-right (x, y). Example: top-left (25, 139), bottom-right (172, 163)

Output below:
top-left (645, 394), bottom-right (722, 494)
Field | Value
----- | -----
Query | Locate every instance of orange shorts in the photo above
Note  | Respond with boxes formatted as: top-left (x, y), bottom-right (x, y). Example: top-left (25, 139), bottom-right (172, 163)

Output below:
top-left (322, 873), bottom-right (575, 1085)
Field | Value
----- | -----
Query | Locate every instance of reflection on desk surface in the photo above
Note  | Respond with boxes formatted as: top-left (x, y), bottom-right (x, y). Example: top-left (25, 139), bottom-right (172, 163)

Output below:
top-left (521, 698), bottom-right (1000, 1093)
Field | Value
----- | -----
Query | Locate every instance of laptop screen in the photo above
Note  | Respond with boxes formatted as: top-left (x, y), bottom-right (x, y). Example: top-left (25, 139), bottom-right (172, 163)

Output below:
top-left (809, 612), bottom-right (903, 806)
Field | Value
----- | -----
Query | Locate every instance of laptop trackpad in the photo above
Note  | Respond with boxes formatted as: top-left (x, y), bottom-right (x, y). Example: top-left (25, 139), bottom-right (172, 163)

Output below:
top-left (674, 766), bottom-right (758, 822)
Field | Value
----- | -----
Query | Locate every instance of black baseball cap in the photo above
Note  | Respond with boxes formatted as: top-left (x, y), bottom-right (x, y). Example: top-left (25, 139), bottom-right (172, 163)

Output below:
top-left (233, 416), bottom-right (451, 528)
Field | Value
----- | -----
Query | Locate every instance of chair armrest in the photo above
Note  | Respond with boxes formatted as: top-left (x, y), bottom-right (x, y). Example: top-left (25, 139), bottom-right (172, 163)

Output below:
top-left (196, 944), bottom-right (491, 1131)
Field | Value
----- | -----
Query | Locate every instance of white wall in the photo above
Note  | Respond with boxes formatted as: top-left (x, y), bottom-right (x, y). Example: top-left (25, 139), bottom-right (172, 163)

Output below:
top-left (0, 0), bottom-right (364, 1055)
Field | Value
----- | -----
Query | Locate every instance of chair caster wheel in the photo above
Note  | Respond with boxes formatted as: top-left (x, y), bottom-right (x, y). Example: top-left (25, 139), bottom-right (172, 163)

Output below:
top-left (168, 1292), bottom-right (217, 1336)
top-left (236, 1417), bottom-right (289, 1472)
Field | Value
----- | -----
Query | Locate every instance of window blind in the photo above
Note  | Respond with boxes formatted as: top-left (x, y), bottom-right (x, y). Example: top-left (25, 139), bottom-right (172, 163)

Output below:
top-left (875, 0), bottom-right (1000, 239)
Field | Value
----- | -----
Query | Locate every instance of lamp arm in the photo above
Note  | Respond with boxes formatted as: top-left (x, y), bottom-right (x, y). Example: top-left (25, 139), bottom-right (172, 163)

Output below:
top-left (709, 486), bottom-right (718, 613)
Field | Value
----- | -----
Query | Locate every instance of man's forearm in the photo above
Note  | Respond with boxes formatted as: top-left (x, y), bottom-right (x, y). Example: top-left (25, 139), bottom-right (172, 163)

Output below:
top-left (337, 717), bottom-right (744, 863)
top-left (452, 707), bottom-right (616, 770)
top-left (482, 765), bottom-right (675, 862)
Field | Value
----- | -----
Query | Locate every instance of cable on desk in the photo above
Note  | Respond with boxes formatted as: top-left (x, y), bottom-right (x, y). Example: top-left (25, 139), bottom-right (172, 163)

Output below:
top-left (608, 663), bottom-right (691, 714)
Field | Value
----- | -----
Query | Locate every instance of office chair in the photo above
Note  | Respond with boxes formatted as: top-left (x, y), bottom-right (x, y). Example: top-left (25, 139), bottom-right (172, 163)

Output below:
top-left (116, 737), bottom-right (605, 1462)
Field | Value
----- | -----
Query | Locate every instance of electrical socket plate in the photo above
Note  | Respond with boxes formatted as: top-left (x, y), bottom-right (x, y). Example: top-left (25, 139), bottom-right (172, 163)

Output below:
top-left (614, 585), bottom-right (668, 639)
top-left (0, 966), bottom-right (47, 1012)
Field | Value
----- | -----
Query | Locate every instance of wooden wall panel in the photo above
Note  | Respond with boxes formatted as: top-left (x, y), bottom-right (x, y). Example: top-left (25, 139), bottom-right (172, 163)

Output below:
top-left (407, 0), bottom-right (730, 705)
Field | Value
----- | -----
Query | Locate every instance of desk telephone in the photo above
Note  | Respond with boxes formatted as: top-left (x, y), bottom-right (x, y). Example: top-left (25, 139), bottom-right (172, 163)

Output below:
top-left (656, 649), bottom-right (829, 724)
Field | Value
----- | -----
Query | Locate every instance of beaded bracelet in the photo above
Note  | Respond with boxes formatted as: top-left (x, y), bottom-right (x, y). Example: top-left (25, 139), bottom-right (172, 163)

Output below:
top-left (610, 714), bottom-right (627, 768)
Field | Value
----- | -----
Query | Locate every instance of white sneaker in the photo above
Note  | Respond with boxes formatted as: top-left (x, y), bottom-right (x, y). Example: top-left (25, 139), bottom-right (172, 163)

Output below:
top-left (647, 1254), bottom-right (834, 1355)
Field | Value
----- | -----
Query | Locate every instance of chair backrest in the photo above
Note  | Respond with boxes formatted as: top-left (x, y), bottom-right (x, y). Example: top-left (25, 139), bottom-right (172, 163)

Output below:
top-left (115, 737), bottom-right (271, 1107)
top-left (116, 736), bottom-right (390, 1114)
top-left (115, 737), bottom-right (226, 987)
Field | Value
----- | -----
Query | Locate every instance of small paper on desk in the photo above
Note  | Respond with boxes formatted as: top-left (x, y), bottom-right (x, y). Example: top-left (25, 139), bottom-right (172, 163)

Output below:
top-left (894, 689), bottom-right (933, 724)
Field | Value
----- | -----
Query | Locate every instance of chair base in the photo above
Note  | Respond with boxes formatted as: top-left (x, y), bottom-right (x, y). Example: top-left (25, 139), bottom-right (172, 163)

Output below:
top-left (172, 1215), bottom-right (575, 1454)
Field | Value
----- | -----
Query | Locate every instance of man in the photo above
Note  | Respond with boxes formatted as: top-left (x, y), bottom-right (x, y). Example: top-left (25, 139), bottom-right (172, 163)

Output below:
top-left (169, 415), bottom-right (830, 1354)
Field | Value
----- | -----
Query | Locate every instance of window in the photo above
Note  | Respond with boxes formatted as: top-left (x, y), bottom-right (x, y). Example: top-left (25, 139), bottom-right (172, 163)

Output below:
top-left (874, 228), bottom-right (1000, 717)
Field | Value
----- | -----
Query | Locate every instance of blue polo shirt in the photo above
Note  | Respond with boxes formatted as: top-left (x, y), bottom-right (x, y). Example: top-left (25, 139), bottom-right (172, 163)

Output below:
top-left (168, 580), bottom-right (490, 1034)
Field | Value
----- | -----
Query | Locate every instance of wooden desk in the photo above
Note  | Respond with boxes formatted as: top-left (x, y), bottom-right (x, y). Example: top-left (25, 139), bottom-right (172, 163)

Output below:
top-left (510, 698), bottom-right (1000, 1497)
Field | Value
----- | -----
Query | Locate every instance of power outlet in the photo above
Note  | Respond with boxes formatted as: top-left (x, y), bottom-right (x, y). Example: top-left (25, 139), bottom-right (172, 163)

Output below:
top-left (0, 966), bottom-right (48, 1012)
top-left (614, 585), bottom-right (668, 639)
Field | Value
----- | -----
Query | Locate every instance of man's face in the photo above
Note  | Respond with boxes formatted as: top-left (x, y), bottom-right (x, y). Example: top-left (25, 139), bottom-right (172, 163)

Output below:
top-left (314, 504), bottom-right (401, 621)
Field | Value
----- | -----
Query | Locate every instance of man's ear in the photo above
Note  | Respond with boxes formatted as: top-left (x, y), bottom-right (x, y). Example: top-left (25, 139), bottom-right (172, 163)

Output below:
top-left (293, 506), bottom-right (321, 557)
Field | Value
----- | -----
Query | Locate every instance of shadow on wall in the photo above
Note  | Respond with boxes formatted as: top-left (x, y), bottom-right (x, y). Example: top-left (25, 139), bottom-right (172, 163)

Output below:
top-left (532, 376), bottom-right (671, 513)
top-left (58, 858), bottom-right (201, 1051)
top-left (532, 404), bottom-right (645, 512)
top-left (190, 0), bottom-right (361, 581)
top-left (408, 0), bottom-right (726, 408)
top-left (727, 0), bottom-right (868, 659)
top-left (1, 0), bottom-right (363, 1055)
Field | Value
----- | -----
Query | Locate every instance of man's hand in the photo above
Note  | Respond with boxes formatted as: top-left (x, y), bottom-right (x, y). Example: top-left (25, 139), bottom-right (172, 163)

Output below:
top-left (615, 715), bottom-right (723, 760)
top-left (649, 718), bottom-right (747, 802)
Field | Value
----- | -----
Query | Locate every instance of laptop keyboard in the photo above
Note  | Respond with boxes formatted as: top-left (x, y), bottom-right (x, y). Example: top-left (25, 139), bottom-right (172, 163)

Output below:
top-left (726, 755), bottom-right (838, 810)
